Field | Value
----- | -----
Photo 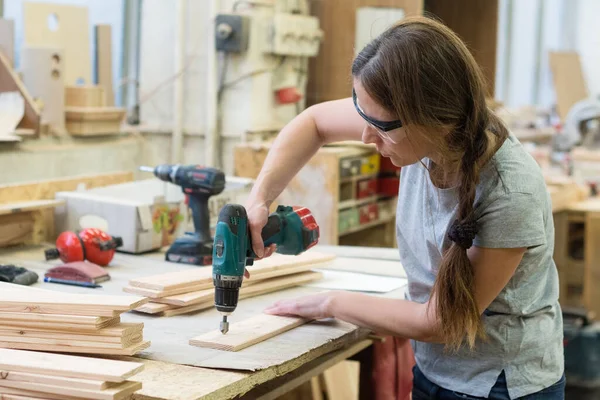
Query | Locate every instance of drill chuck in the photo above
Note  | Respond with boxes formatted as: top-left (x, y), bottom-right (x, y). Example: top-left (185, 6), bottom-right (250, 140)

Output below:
top-left (213, 274), bottom-right (243, 314)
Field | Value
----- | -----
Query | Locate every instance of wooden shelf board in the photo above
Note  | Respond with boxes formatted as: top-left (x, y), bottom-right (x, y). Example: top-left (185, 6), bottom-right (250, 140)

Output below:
top-left (338, 215), bottom-right (395, 237)
top-left (339, 173), bottom-right (378, 184)
top-left (338, 195), bottom-right (378, 210)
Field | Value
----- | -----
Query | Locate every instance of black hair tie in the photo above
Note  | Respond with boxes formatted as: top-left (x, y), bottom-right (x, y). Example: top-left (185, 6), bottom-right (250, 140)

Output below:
top-left (448, 219), bottom-right (478, 249)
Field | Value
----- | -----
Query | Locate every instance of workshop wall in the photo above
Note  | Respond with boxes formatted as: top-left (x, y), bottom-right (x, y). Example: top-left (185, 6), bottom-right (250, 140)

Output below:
top-left (496, 0), bottom-right (600, 108)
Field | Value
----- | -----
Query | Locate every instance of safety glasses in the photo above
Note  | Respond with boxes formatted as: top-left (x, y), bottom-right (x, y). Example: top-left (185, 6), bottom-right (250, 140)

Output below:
top-left (352, 89), bottom-right (403, 143)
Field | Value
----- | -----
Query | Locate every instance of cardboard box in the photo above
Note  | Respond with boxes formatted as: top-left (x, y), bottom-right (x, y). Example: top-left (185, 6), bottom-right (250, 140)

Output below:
top-left (54, 177), bottom-right (253, 254)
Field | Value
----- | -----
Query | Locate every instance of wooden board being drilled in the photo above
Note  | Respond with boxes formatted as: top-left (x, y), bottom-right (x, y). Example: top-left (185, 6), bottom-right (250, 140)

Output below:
top-left (189, 314), bottom-right (309, 352)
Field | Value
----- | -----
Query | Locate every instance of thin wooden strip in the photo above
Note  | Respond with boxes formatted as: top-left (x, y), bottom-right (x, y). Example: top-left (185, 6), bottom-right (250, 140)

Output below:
top-left (156, 270), bottom-right (323, 307)
top-left (0, 394), bottom-right (52, 400)
top-left (0, 284), bottom-right (148, 310)
top-left (156, 271), bottom-right (323, 317)
top-left (0, 317), bottom-right (120, 332)
top-left (123, 283), bottom-right (212, 299)
top-left (161, 301), bottom-right (212, 318)
top-left (0, 335), bottom-right (143, 350)
top-left (0, 340), bottom-right (150, 356)
top-left (189, 314), bottom-right (309, 352)
top-left (0, 380), bottom-right (141, 400)
top-left (128, 251), bottom-right (334, 291)
top-left (242, 261), bottom-right (326, 286)
top-left (0, 322), bottom-right (141, 338)
top-left (0, 386), bottom-right (71, 400)
top-left (0, 370), bottom-right (110, 390)
top-left (0, 348), bottom-right (144, 382)
top-left (132, 302), bottom-right (170, 315)
top-left (0, 313), bottom-right (109, 326)
top-left (0, 304), bottom-right (120, 317)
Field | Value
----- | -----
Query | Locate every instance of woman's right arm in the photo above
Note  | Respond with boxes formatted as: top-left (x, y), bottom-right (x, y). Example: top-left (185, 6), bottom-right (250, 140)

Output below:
top-left (246, 97), bottom-right (365, 257)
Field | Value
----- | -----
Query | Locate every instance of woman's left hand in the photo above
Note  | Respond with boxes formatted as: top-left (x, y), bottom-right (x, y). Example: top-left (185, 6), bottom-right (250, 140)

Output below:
top-left (264, 292), bottom-right (336, 320)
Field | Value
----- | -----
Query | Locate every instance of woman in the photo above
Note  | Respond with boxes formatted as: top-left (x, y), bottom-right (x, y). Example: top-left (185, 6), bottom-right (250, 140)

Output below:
top-left (246, 17), bottom-right (565, 399)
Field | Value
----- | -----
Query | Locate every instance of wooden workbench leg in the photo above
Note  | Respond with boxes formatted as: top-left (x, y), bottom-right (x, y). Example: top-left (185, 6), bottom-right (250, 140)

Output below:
top-left (350, 337), bottom-right (415, 400)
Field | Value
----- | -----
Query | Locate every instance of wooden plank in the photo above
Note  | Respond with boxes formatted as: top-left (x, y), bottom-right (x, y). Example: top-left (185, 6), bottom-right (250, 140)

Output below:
top-left (322, 360), bottom-right (360, 400)
top-left (0, 379), bottom-right (141, 400)
top-left (0, 386), bottom-right (75, 400)
top-left (0, 282), bottom-right (147, 313)
top-left (0, 348), bottom-right (144, 382)
top-left (0, 370), bottom-right (110, 390)
top-left (0, 322), bottom-right (142, 341)
top-left (549, 51), bottom-right (588, 121)
top-left (0, 213), bottom-right (34, 247)
top-left (0, 51), bottom-right (41, 133)
top-left (0, 317), bottom-right (120, 332)
top-left (189, 314), bottom-right (310, 352)
top-left (95, 25), bottom-right (114, 106)
top-left (0, 171), bottom-right (134, 204)
top-left (123, 282), bottom-right (212, 299)
top-left (0, 200), bottom-right (64, 216)
top-left (0, 334), bottom-right (142, 350)
top-left (0, 313), bottom-right (114, 327)
top-left (23, 2), bottom-right (91, 85)
top-left (0, 18), bottom-right (15, 67)
top-left (128, 251), bottom-right (334, 292)
top-left (0, 339), bottom-right (150, 356)
top-left (136, 271), bottom-right (323, 317)
top-left (65, 85), bottom-right (106, 107)
top-left (133, 302), bottom-right (170, 315)
top-left (20, 46), bottom-right (65, 130)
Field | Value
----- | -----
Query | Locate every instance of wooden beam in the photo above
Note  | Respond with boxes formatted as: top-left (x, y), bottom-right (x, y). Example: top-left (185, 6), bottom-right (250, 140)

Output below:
top-left (0, 50), bottom-right (41, 133)
top-left (0, 200), bottom-right (64, 216)
top-left (0, 18), bottom-right (15, 66)
top-left (0, 348), bottom-right (144, 382)
top-left (189, 314), bottom-right (310, 352)
top-left (0, 171), bottom-right (134, 204)
top-left (95, 25), bottom-right (114, 106)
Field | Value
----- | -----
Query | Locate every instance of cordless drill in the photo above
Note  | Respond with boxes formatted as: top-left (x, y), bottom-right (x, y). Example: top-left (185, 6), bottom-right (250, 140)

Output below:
top-left (140, 164), bottom-right (225, 266)
top-left (212, 204), bottom-right (320, 334)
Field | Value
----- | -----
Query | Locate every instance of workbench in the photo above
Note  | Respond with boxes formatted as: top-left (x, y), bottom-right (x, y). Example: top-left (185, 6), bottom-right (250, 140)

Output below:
top-left (0, 244), bottom-right (409, 400)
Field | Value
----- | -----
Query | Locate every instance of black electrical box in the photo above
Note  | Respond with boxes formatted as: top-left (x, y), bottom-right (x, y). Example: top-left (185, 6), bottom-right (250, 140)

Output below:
top-left (215, 14), bottom-right (250, 53)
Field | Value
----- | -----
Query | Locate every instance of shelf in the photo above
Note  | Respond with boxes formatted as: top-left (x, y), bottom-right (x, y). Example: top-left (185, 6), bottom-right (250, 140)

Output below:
top-left (338, 215), bottom-right (396, 237)
top-left (338, 195), bottom-right (379, 210)
top-left (339, 173), bottom-right (378, 184)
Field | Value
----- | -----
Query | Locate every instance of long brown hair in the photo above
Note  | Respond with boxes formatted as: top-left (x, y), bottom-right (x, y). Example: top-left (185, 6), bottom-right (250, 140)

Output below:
top-left (352, 16), bottom-right (509, 351)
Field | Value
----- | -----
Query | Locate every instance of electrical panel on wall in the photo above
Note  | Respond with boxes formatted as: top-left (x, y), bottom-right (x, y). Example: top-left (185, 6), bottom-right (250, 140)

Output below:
top-left (264, 14), bottom-right (323, 57)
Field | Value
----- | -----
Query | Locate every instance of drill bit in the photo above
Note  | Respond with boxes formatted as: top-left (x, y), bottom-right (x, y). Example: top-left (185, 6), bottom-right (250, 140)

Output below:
top-left (139, 166), bottom-right (154, 173)
top-left (220, 315), bottom-right (229, 334)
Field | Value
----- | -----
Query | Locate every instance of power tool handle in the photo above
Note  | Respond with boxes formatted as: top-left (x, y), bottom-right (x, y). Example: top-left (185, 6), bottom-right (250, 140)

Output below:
top-left (188, 193), bottom-right (211, 243)
top-left (261, 214), bottom-right (282, 244)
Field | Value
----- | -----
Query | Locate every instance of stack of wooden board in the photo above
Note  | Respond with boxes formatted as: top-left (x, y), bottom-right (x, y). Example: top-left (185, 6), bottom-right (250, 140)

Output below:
top-left (125, 251), bottom-right (335, 317)
top-left (0, 282), bottom-right (150, 355)
top-left (0, 348), bottom-right (143, 399)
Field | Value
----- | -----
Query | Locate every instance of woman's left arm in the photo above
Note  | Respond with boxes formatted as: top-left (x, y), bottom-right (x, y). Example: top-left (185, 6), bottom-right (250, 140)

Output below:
top-left (264, 246), bottom-right (526, 343)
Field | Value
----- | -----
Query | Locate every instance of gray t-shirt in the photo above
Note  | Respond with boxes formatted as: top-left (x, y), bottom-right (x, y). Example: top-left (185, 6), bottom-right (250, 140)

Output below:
top-left (397, 134), bottom-right (564, 398)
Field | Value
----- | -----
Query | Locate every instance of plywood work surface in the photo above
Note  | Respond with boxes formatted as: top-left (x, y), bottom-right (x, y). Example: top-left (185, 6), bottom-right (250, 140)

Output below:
top-left (0, 245), bottom-right (406, 399)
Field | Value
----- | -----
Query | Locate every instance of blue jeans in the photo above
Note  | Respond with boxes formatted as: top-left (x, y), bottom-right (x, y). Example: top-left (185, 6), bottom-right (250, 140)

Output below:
top-left (412, 365), bottom-right (565, 400)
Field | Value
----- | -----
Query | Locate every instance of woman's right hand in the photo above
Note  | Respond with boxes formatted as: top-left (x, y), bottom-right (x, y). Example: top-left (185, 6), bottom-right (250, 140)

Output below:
top-left (246, 200), bottom-right (277, 261)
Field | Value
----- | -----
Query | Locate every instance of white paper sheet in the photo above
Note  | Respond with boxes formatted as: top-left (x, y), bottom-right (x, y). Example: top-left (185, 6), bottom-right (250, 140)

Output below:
top-left (303, 270), bottom-right (407, 293)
